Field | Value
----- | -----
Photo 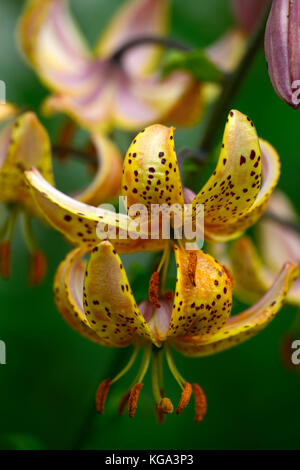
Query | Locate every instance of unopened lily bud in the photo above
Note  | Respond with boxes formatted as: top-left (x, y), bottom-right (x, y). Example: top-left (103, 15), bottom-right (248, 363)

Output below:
top-left (265, 0), bottom-right (300, 109)
top-left (231, 0), bottom-right (270, 34)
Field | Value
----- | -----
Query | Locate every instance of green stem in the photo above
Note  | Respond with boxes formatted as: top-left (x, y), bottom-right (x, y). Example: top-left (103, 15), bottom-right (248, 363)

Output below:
top-left (197, 1), bottom-right (272, 160)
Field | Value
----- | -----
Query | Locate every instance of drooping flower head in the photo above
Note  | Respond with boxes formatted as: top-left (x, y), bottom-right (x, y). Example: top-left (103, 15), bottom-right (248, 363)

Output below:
top-left (23, 111), bottom-right (298, 420)
top-left (0, 102), bottom-right (123, 282)
top-left (0, 104), bottom-right (53, 282)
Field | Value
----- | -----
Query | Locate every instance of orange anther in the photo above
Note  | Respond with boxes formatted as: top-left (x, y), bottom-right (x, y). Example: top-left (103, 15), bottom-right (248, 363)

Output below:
top-left (176, 382), bottom-right (192, 414)
top-left (192, 383), bottom-right (207, 423)
top-left (0, 241), bottom-right (11, 279)
top-left (128, 383), bottom-right (143, 418)
top-left (29, 250), bottom-right (47, 286)
top-left (148, 272), bottom-right (161, 308)
top-left (95, 378), bottom-right (112, 414)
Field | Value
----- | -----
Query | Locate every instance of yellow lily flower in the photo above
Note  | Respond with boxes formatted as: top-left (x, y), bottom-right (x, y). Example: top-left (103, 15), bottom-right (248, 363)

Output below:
top-left (0, 103), bottom-right (122, 281)
top-left (0, 104), bottom-right (53, 282)
top-left (23, 109), bottom-right (296, 420)
top-left (24, 109), bottom-right (281, 248)
top-left (228, 190), bottom-right (300, 306)
top-left (53, 238), bottom-right (298, 422)
top-left (18, 0), bottom-right (245, 132)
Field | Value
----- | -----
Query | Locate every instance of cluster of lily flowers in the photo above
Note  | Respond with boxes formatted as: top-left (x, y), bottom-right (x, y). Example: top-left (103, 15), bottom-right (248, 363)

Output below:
top-left (1, 0), bottom-right (300, 424)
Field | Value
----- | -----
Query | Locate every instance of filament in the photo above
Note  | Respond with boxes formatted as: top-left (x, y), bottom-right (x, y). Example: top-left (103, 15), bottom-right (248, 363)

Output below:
top-left (111, 346), bottom-right (139, 385)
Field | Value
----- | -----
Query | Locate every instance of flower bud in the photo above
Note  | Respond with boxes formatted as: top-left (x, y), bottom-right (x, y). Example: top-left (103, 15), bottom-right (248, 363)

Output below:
top-left (265, 0), bottom-right (300, 109)
top-left (231, 0), bottom-right (270, 34)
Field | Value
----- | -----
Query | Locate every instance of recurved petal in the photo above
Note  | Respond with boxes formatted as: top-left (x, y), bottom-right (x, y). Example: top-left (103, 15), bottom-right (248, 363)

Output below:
top-left (42, 61), bottom-right (114, 133)
top-left (229, 236), bottom-right (271, 303)
top-left (25, 168), bottom-right (166, 253)
top-left (0, 112), bottom-right (54, 212)
top-left (74, 133), bottom-right (122, 206)
top-left (172, 262), bottom-right (299, 357)
top-left (95, 0), bottom-right (169, 76)
top-left (167, 246), bottom-right (233, 338)
top-left (84, 240), bottom-right (159, 346)
top-left (54, 247), bottom-right (129, 347)
top-left (216, 138), bottom-right (281, 241)
top-left (260, 190), bottom-right (300, 272)
top-left (18, 0), bottom-right (93, 95)
top-left (259, 190), bottom-right (300, 306)
top-left (193, 111), bottom-right (275, 242)
top-left (122, 124), bottom-right (184, 212)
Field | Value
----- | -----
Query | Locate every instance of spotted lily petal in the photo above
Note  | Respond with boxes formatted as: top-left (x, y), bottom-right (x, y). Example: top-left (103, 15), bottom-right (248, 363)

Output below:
top-left (122, 124), bottom-right (184, 212)
top-left (74, 133), bottom-right (122, 206)
top-left (54, 247), bottom-right (130, 347)
top-left (96, 0), bottom-right (169, 77)
top-left (54, 247), bottom-right (107, 344)
top-left (167, 245), bottom-right (233, 338)
top-left (19, 0), bottom-right (92, 94)
top-left (172, 262), bottom-right (299, 357)
top-left (25, 168), bottom-right (165, 253)
top-left (84, 240), bottom-right (159, 346)
top-left (0, 112), bottom-right (54, 213)
top-left (193, 110), bottom-right (279, 242)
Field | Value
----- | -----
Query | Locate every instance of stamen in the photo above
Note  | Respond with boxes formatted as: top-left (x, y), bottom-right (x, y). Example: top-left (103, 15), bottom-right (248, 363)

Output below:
top-left (0, 241), bottom-right (10, 278)
top-left (176, 382), bottom-right (192, 415)
top-left (188, 252), bottom-right (197, 287)
top-left (149, 271), bottom-right (161, 308)
top-left (128, 383), bottom-right (143, 418)
top-left (193, 383), bottom-right (207, 423)
top-left (127, 346), bottom-right (151, 418)
top-left (118, 390), bottom-right (130, 416)
top-left (29, 250), bottom-right (47, 285)
top-left (158, 397), bottom-right (174, 414)
top-left (95, 378), bottom-right (112, 414)
top-left (23, 213), bottom-right (47, 285)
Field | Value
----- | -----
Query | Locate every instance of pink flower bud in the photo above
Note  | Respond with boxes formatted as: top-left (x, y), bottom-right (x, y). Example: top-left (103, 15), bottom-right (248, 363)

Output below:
top-left (231, 0), bottom-right (270, 34)
top-left (265, 0), bottom-right (300, 109)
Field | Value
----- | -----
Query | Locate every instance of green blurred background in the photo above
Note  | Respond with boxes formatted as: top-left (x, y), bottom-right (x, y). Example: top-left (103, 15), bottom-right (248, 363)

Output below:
top-left (0, 0), bottom-right (300, 450)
